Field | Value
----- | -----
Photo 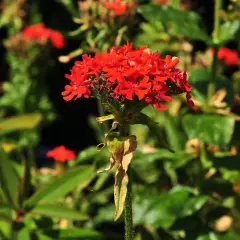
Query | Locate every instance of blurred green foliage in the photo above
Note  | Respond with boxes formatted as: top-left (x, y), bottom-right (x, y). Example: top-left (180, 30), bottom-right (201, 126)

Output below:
top-left (1, 0), bottom-right (240, 239)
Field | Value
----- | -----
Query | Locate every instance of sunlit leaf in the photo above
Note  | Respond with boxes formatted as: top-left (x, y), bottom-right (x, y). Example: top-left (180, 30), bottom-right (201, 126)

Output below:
top-left (182, 114), bottom-right (235, 146)
top-left (37, 228), bottom-right (103, 240)
top-left (138, 4), bottom-right (210, 41)
top-left (24, 166), bottom-right (94, 208)
top-left (0, 113), bottom-right (42, 135)
top-left (197, 231), bottom-right (238, 240)
top-left (218, 20), bottom-right (240, 45)
top-left (31, 204), bottom-right (88, 220)
top-left (134, 186), bottom-right (208, 229)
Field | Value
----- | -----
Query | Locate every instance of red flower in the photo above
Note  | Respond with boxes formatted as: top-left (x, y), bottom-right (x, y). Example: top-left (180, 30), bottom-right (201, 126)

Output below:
top-left (104, 0), bottom-right (136, 16)
top-left (46, 145), bottom-right (76, 162)
top-left (63, 43), bottom-right (193, 110)
top-left (22, 23), bottom-right (50, 40)
top-left (217, 47), bottom-right (239, 66)
top-left (50, 30), bottom-right (66, 49)
top-left (22, 23), bottom-right (65, 49)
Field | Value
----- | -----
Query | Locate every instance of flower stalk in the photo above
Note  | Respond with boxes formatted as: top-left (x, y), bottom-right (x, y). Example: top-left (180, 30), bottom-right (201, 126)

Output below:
top-left (63, 43), bottom-right (194, 240)
top-left (118, 124), bottom-right (134, 240)
top-left (124, 166), bottom-right (133, 240)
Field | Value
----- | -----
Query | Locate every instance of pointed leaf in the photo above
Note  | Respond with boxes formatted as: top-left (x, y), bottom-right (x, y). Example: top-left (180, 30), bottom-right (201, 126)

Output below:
top-left (114, 169), bottom-right (128, 221)
top-left (37, 228), bottom-right (103, 240)
top-left (24, 166), bottom-right (94, 208)
top-left (139, 4), bottom-right (210, 41)
top-left (135, 186), bottom-right (209, 229)
top-left (18, 228), bottom-right (31, 240)
top-left (31, 204), bottom-right (88, 220)
top-left (0, 148), bottom-right (19, 209)
top-left (182, 114), bottom-right (235, 146)
top-left (0, 113), bottom-right (42, 135)
top-left (218, 20), bottom-right (240, 45)
top-left (0, 203), bottom-right (14, 221)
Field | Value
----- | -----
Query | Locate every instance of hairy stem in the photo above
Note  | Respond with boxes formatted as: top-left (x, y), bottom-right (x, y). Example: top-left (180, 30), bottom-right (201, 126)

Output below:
top-left (125, 166), bottom-right (133, 240)
top-left (119, 124), bottom-right (133, 240)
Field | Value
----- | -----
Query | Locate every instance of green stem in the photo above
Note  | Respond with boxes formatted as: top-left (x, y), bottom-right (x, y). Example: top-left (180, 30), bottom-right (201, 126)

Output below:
top-left (97, 99), bottom-right (108, 132)
top-left (119, 124), bottom-right (133, 240)
top-left (213, 0), bottom-right (222, 43)
top-left (27, 145), bottom-right (36, 169)
top-left (125, 166), bottom-right (133, 240)
top-left (208, 47), bottom-right (218, 101)
top-left (208, 0), bottom-right (222, 101)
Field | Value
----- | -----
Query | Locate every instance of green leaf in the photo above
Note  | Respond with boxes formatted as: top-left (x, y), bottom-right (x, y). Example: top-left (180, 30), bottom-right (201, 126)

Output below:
top-left (133, 149), bottom-right (194, 183)
top-left (93, 205), bottom-right (114, 224)
top-left (164, 114), bottom-right (186, 151)
top-left (18, 228), bottom-right (31, 240)
top-left (197, 231), bottom-right (238, 240)
top-left (189, 68), bottom-right (234, 106)
top-left (24, 166), bottom-right (94, 208)
top-left (182, 114), bottom-right (235, 146)
top-left (59, 0), bottom-right (79, 15)
top-left (37, 228), bottom-right (103, 240)
top-left (218, 20), bottom-right (240, 45)
top-left (190, 69), bottom-right (231, 104)
top-left (0, 204), bottom-right (13, 221)
top-left (0, 148), bottom-right (19, 209)
top-left (134, 186), bottom-right (208, 229)
top-left (31, 204), bottom-right (88, 220)
top-left (134, 22), bottom-right (176, 53)
top-left (138, 4), bottom-right (210, 41)
top-left (133, 149), bottom-right (194, 168)
top-left (70, 147), bottom-right (108, 167)
top-left (0, 113), bottom-right (42, 135)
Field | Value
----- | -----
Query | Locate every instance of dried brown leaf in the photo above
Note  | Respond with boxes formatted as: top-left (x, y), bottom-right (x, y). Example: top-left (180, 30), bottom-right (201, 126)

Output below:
top-left (114, 168), bottom-right (128, 221)
top-left (122, 135), bottom-right (137, 172)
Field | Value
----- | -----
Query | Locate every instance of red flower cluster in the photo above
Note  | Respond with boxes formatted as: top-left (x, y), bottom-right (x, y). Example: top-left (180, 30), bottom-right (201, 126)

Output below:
top-left (46, 145), bottom-right (76, 162)
top-left (22, 23), bottom-right (65, 49)
top-left (104, 0), bottom-right (136, 16)
top-left (62, 43), bottom-right (193, 110)
top-left (217, 47), bottom-right (239, 66)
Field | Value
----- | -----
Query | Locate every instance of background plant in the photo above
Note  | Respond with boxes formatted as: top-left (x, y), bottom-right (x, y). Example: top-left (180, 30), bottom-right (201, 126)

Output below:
top-left (1, 0), bottom-right (240, 240)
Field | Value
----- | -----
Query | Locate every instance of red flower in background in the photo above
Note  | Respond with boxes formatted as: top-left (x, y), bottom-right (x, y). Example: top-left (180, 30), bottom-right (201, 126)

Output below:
top-left (154, 0), bottom-right (169, 4)
top-left (22, 23), bottom-right (65, 49)
top-left (46, 145), bottom-right (76, 162)
top-left (22, 23), bottom-right (49, 40)
top-left (49, 30), bottom-right (65, 49)
top-left (62, 43), bottom-right (193, 110)
top-left (104, 0), bottom-right (136, 16)
top-left (217, 47), bottom-right (239, 66)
